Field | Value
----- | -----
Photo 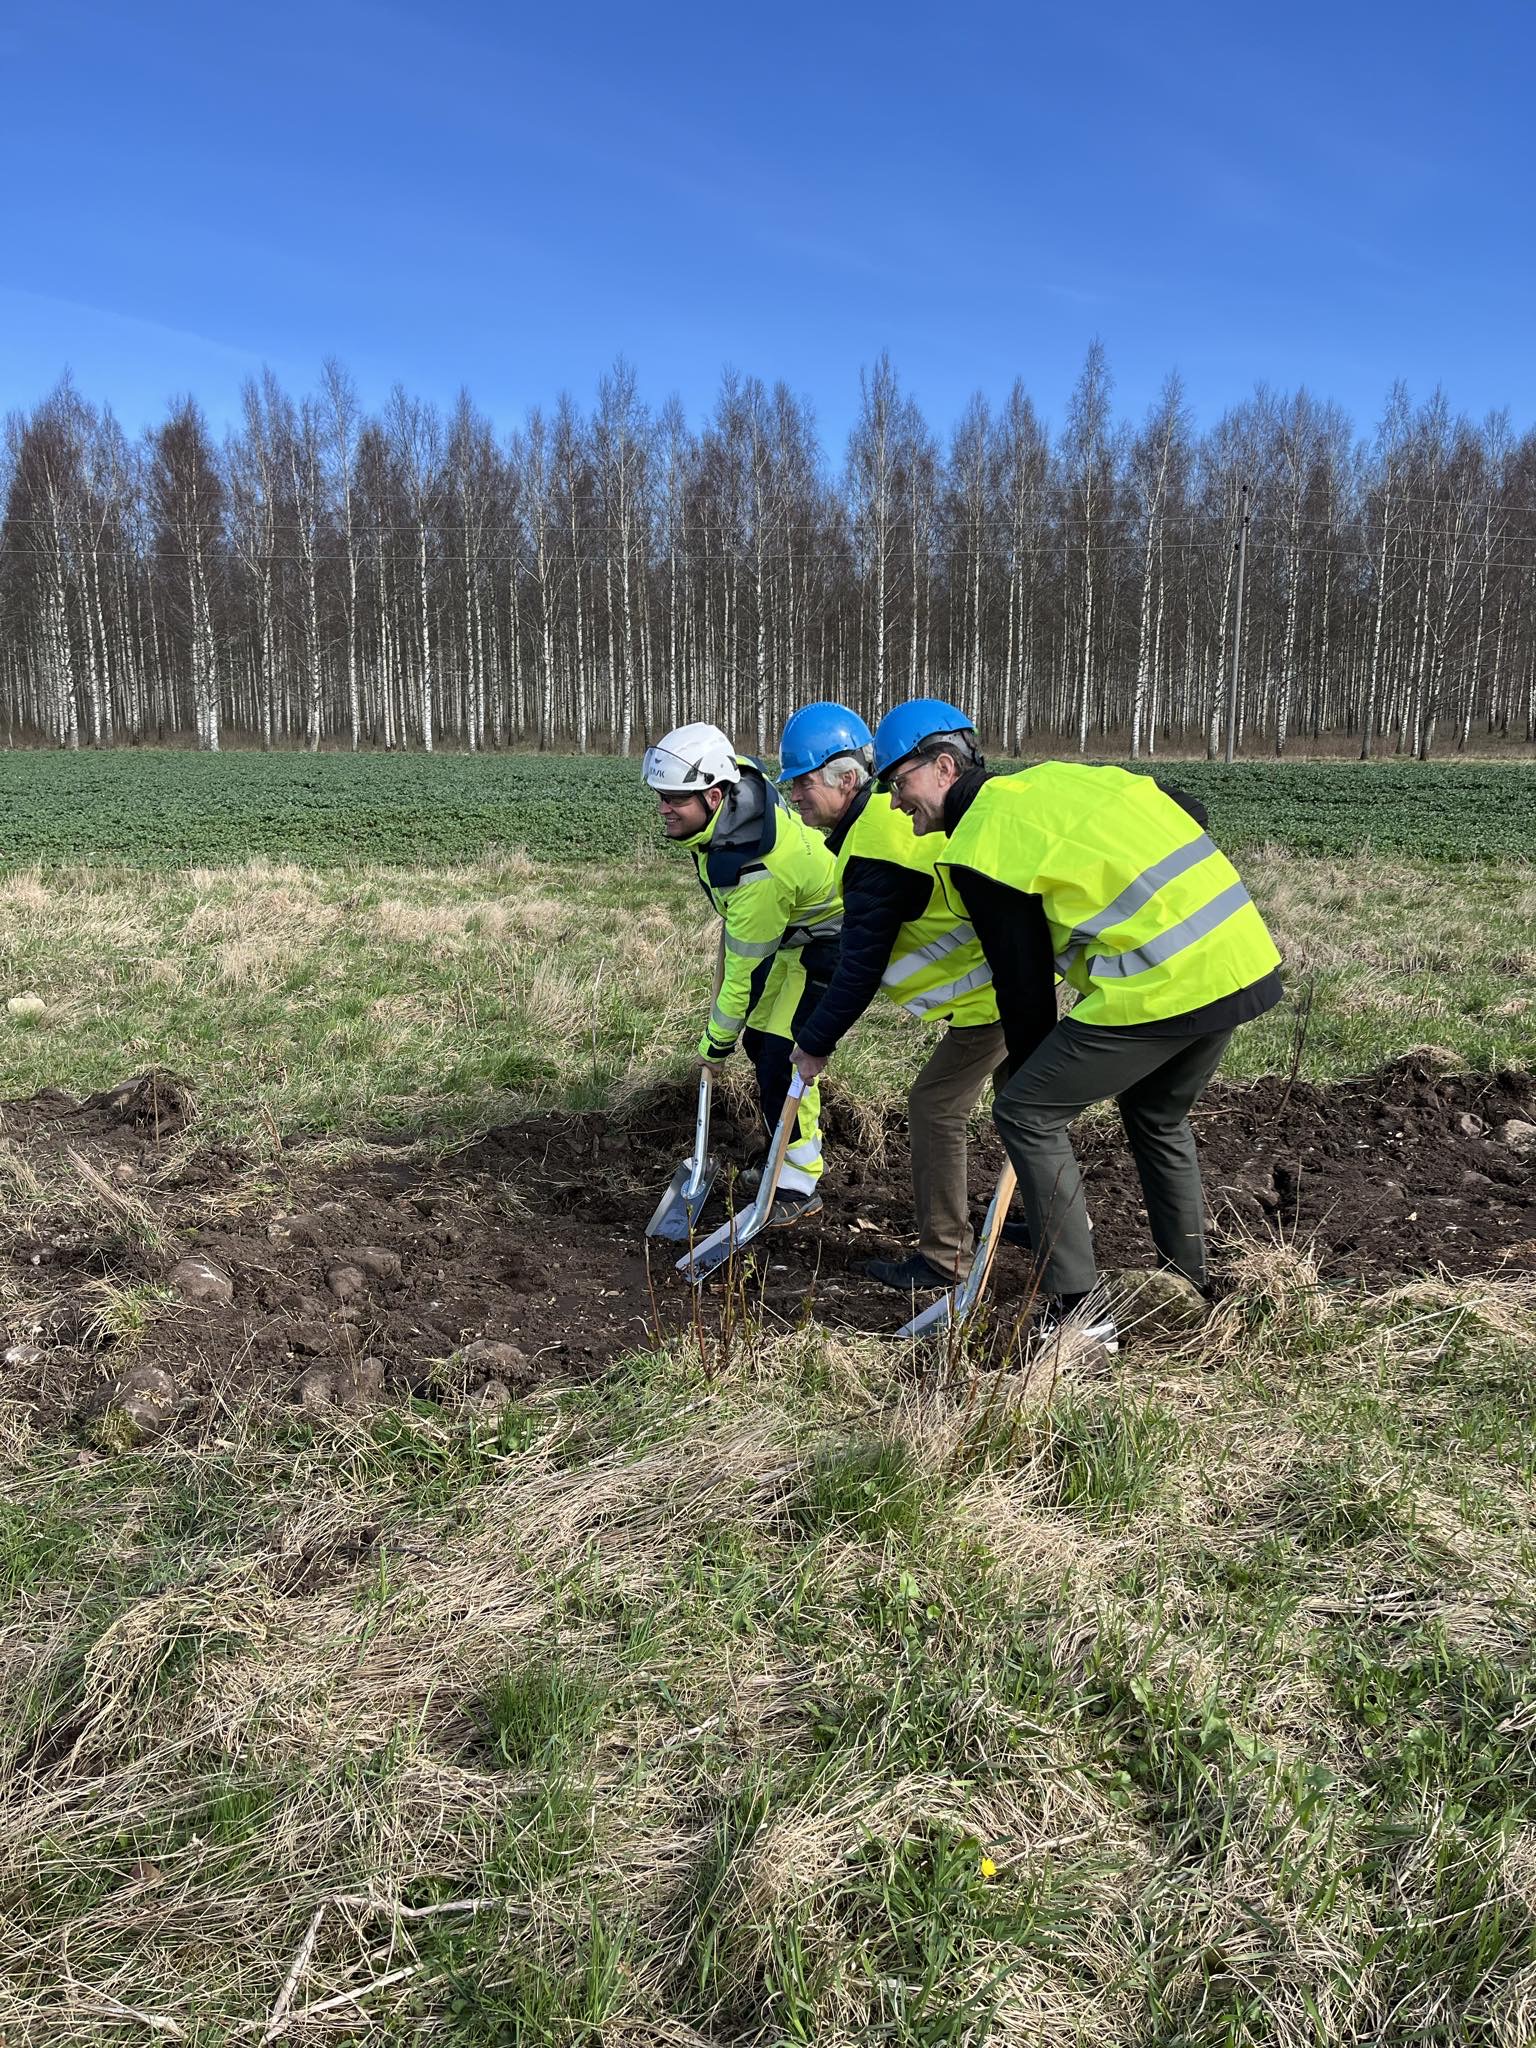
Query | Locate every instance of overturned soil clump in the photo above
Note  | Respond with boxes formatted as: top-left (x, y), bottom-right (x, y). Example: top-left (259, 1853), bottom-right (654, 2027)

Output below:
top-left (0, 1053), bottom-right (1531, 1437)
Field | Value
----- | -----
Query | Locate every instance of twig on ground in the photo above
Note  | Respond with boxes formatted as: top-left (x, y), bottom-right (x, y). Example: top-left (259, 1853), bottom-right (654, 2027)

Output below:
top-left (76, 1992), bottom-right (188, 2038)
top-left (285, 1964), bottom-right (421, 2023)
top-left (260, 1900), bottom-right (328, 2042)
top-left (326, 1893), bottom-right (500, 1921)
top-left (257, 1893), bottom-right (506, 2041)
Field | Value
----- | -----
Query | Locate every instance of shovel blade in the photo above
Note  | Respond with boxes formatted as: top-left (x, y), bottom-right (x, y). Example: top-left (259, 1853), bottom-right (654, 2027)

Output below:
top-left (673, 1200), bottom-right (764, 1281)
top-left (893, 1160), bottom-right (1019, 1342)
top-left (894, 1291), bottom-right (955, 1341)
top-left (645, 1158), bottom-right (720, 1241)
top-left (682, 1160), bottom-right (720, 1229)
top-left (677, 1073), bottom-right (806, 1285)
top-left (645, 1164), bottom-right (694, 1240)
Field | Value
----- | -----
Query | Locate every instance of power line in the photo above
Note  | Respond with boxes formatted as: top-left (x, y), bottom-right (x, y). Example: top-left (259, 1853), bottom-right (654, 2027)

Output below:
top-left (4, 539), bottom-right (1535, 578)
top-left (10, 495), bottom-right (1536, 532)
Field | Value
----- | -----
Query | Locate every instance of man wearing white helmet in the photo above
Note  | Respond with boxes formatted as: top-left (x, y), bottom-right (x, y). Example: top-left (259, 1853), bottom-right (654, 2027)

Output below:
top-left (643, 722), bottom-right (842, 1224)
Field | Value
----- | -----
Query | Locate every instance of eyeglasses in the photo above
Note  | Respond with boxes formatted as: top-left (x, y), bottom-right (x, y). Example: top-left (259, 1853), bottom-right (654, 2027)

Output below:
top-left (884, 757), bottom-right (931, 802)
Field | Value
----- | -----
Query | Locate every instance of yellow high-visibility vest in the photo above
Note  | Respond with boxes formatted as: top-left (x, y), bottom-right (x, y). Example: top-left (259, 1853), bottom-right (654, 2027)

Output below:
top-left (834, 790), bottom-right (997, 1027)
top-left (937, 765), bottom-right (1280, 1027)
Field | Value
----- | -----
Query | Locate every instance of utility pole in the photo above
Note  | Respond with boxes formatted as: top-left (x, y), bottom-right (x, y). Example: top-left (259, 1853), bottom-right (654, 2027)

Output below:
top-left (1224, 481), bottom-right (1251, 764)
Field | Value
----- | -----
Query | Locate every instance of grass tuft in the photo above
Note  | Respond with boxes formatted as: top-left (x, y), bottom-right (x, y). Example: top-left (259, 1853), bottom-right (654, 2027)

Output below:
top-left (482, 1658), bottom-right (607, 1773)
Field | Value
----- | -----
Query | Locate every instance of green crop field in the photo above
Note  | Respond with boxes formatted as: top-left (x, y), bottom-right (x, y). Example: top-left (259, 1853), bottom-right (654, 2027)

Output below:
top-left (0, 749), bottom-right (1528, 869)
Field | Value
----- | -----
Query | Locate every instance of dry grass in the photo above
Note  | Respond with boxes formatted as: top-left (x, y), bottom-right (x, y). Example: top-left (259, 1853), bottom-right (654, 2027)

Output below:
top-left (0, 842), bottom-right (1530, 2038)
top-left (0, 1246), bottom-right (1532, 2042)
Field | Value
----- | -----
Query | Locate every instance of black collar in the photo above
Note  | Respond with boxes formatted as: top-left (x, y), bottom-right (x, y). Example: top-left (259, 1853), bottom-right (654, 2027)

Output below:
top-left (942, 766), bottom-right (993, 834)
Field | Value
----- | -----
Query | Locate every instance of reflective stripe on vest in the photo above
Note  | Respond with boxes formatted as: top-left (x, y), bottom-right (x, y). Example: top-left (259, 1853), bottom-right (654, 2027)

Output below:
top-left (835, 791), bottom-right (998, 1029)
top-left (900, 962), bottom-right (996, 1017)
top-left (1054, 833), bottom-right (1220, 975)
top-left (882, 920), bottom-right (978, 987)
top-left (938, 765), bottom-right (1280, 1028)
top-left (783, 920), bottom-right (843, 948)
top-left (1089, 879), bottom-right (1255, 979)
top-left (783, 897), bottom-right (844, 943)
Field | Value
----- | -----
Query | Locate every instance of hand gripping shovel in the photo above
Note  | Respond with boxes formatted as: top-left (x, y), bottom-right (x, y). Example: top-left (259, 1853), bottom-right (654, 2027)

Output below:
top-left (645, 1068), bottom-right (719, 1241)
top-left (676, 1073), bottom-right (807, 1286)
top-left (894, 1160), bottom-right (1018, 1341)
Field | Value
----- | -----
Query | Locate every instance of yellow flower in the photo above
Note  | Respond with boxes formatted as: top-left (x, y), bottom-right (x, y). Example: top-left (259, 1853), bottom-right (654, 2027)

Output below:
top-left (979, 1855), bottom-right (998, 1880)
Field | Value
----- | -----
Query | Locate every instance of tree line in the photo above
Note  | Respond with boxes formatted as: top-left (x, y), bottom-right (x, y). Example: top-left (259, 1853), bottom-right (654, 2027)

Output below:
top-left (3, 346), bottom-right (1534, 759)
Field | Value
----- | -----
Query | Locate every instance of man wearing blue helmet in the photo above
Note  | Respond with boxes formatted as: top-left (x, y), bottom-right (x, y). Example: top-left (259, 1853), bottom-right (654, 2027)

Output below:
top-left (874, 703), bottom-right (1283, 1351)
top-left (777, 700), bottom-right (1006, 1293)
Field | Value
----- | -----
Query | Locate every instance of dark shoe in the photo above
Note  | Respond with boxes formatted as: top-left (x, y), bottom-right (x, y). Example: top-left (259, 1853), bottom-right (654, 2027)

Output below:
top-left (764, 1189), bottom-right (824, 1230)
top-left (1032, 1300), bottom-right (1120, 1355)
top-left (862, 1253), bottom-right (954, 1293)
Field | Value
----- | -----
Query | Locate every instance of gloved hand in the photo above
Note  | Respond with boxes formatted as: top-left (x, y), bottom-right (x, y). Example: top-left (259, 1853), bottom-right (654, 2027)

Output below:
top-left (697, 1028), bottom-right (735, 1063)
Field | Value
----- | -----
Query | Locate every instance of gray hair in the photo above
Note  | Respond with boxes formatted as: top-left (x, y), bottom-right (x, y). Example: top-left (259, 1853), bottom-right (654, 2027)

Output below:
top-left (818, 752), bottom-right (871, 790)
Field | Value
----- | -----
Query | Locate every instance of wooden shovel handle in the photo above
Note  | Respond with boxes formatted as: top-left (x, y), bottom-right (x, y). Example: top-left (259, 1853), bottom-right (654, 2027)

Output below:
top-left (748, 1072), bottom-right (808, 1231)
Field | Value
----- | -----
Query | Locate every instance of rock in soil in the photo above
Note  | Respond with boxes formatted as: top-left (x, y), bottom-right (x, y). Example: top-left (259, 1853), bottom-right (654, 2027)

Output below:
top-left (93, 1363), bottom-right (178, 1444)
top-left (326, 1263), bottom-right (368, 1304)
top-left (81, 1069), bottom-right (196, 1139)
top-left (169, 1256), bottom-right (235, 1306)
top-left (297, 1356), bottom-right (386, 1414)
top-left (344, 1356), bottom-right (387, 1410)
top-left (297, 1364), bottom-right (339, 1411)
top-left (347, 1246), bottom-right (404, 1286)
top-left (459, 1338), bottom-right (533, 1387)
top-left (464, 1378), bottom-right (513, 1418)
top-left (1109, 1268), bottom-right (1209, 1334)
top-left (1496, 1119), bottom-right (1536, 1158)
top-left (269, 1213), bottom-right (326, 1246)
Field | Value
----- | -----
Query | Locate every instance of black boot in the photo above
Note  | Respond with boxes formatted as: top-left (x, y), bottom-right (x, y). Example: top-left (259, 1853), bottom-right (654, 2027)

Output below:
top-left (862, 1253), bottom-right (953, 1293)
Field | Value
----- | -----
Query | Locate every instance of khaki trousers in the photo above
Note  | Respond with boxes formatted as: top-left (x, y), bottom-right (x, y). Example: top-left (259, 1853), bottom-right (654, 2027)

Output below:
top-left (909, 1021), bottom-right (1010, 1279)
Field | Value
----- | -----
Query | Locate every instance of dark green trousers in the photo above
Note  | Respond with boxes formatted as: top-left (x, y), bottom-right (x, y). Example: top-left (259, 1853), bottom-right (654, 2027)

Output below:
top-left (992, 1017), bottom-right (1233, 1297)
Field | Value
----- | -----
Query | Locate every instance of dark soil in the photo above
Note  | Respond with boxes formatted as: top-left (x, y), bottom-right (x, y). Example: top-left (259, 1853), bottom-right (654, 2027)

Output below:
top-left (1, 1055), bottom-right (1531, 1435)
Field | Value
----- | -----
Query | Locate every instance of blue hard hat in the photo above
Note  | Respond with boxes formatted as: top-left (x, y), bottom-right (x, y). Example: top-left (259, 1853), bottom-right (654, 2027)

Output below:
top-left (872, 699), bottom-right (977, 780)
top-left (776, 702), bottom-right (875, 784)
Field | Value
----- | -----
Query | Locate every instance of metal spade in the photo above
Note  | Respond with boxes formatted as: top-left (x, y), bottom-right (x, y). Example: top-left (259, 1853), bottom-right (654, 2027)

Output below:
top-left (895, 1160), bottom-right (1019, 1340)
top-left (675, 1072), bottom-right (807, 1284)
top-left (645, 1068), bottom-right (719, 1240)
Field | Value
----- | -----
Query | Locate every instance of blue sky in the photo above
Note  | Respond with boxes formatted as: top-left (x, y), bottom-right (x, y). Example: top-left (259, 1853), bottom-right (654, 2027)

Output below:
top-left (4, 0), bottom-right (1533, 457)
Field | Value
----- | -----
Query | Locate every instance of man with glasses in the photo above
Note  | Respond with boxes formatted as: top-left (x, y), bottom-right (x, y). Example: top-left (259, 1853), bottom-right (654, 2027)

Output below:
top-left (872, 703), bottom-right (1283, 1352)
top-left (643, 721), bottom-right (842, 1226)
top-left (778, 700), bottom-right (1006, 1293)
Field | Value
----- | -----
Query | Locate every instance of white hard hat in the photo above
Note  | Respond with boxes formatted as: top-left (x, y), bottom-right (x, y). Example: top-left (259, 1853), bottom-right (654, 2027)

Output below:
top-left (642, 723), bottom-right (741, 795)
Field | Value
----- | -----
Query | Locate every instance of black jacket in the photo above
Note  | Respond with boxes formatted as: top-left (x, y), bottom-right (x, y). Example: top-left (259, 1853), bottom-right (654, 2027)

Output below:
top-left (793, 783), bottom-right (931, 1057)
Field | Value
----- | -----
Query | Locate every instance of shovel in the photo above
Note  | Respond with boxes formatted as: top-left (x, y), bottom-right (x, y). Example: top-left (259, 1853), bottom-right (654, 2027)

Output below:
top-left (895, 1160), bottom-right (1018, 1341)
top-left (676, 1073), bottom-right (808, 1285)
top-left (645, 1068), bottom-right (719, 1240)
